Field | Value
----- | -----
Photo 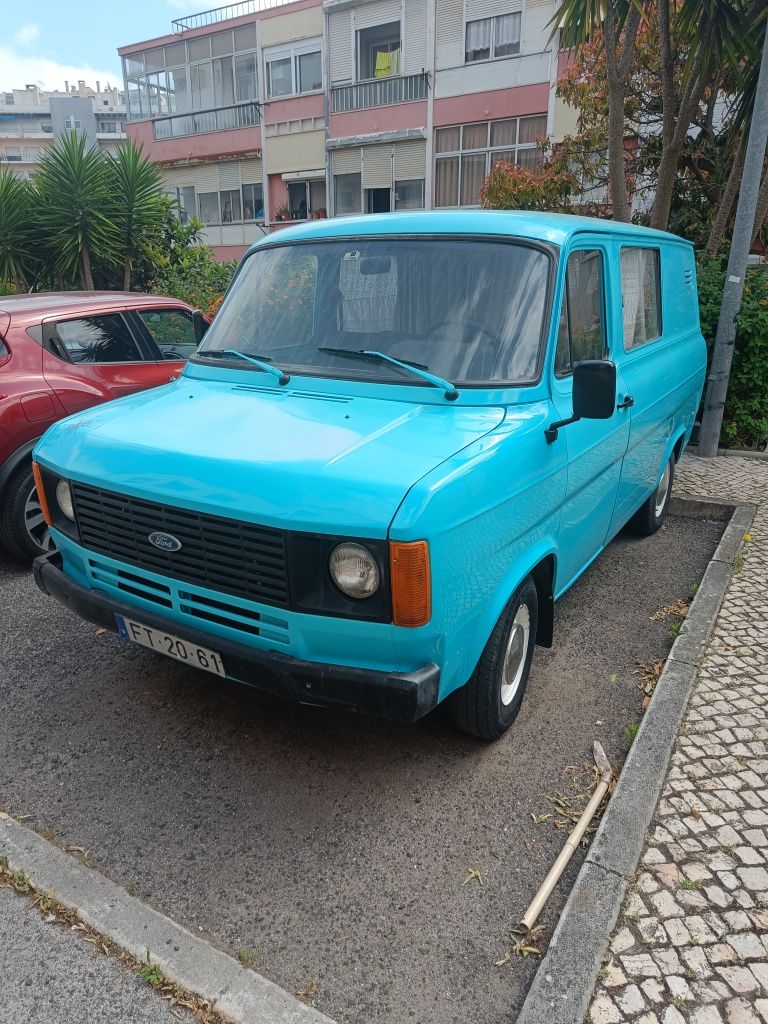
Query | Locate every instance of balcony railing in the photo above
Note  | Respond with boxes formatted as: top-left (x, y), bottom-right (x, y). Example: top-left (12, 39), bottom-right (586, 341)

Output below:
top-left (154, 101), bottom-right (261, 140)
top-left (172, 0), bottom-right (303, 31)
top-left (332, 73), bottom-right (429, 113)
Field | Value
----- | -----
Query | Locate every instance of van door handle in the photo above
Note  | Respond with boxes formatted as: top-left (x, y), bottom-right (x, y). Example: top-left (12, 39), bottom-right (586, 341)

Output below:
top-left (617, 396), bottom-right (635, 410)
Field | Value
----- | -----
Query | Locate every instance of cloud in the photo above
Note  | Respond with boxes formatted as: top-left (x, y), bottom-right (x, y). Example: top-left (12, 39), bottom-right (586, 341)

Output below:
top-left (15, 23), bottom-right (40, 47)
top-left (0, 48), bottom-right (122, 93)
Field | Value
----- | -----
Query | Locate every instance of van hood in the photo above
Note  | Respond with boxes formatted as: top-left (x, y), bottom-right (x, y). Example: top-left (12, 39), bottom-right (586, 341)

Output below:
top-left (35, 377), bottom-right (505, 535)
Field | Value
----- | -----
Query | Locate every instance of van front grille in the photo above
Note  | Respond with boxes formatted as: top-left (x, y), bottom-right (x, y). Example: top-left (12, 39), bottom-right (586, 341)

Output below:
top-left (73, 483), bottom-right (289, 609)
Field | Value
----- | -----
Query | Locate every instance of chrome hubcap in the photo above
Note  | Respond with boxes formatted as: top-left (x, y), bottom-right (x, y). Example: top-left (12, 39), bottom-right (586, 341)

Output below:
top-left (654, 462), bottom-right (672, 518)
top-left (24, 484), bottom-right (53, 552)
top-left (501, 604), bottom-right (530, 706)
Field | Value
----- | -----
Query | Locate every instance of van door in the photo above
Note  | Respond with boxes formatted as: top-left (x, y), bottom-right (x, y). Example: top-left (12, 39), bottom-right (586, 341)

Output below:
top-left (551, 242), bottom-right (631, 593)
top-left (609, 244), bottom-right (681, 534)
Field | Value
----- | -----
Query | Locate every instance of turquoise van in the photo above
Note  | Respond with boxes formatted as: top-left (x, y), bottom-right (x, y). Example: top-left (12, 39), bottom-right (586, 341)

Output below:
top-left (32, 212), bottom-right (706, 739)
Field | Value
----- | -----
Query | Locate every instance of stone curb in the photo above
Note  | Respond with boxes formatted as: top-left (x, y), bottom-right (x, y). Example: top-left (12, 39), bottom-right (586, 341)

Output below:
top-left (686, 445), bottom-right (768, 461)
top-left (515, 497), bottom-right (754, 1024)
top-left (0, 816), bottom-right (336, 1024)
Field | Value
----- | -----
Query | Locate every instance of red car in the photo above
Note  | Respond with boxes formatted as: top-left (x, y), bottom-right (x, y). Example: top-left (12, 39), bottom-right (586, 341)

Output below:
top-left (0, 292), bottom-right (205, 562)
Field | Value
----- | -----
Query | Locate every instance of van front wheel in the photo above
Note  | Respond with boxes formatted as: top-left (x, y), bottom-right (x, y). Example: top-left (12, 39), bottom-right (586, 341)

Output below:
top-left (448, 576), bottom-right (538, 741)
top-left (631, 454), bottom-right (675, 537)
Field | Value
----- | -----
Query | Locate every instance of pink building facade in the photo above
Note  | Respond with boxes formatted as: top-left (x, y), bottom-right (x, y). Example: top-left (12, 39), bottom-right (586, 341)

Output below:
top-left (119, 0), bottom-right (562, 258)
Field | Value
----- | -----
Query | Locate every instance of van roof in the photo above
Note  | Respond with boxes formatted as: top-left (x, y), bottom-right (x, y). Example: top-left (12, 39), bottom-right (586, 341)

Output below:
top-left (251, 210), bottom-right (689, 251)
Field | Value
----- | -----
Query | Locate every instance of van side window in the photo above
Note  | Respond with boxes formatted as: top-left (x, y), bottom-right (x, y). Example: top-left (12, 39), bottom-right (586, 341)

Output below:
top-left (621, 247), bottom-right (662, 350)
top-left (555, 249), bottom-right (605, 376)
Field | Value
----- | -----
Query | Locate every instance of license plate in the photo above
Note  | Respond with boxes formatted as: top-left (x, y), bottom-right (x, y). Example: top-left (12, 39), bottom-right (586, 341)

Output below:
top-left (115, 614), bottom-right (226, 678)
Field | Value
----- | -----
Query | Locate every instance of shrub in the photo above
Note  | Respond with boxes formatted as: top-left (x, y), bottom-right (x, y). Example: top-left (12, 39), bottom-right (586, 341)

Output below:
top-left (147, 245), bottom-right (237, 318)
top-left (479, 161), bottom-right (577, 213)
top-left (697, 256), bottom-right (768, 450)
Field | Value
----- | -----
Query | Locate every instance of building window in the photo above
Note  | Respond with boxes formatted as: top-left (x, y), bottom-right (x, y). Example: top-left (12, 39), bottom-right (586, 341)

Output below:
top-left (620, 248), bottom-right (662, 350)
top-left (64, 116), bottom-right (81, 131)
top-left (358, 22), bottom-right (401, 80)
top-left (394, 179), bottom-right (425, 209)
top-left (265, 41), bottom-right (323, 98)
top-left (123, 30), bottom-right (258, 120)
top-left (286, 179), bottom-right (326, 220)
top-left (465, 12), bottom-right (521, 63)
top-left (2, 147), bottom-right (22, 162)
top-left (434, 115), bottom-right (547, 207)
top-left (335, 173), bottom-right (362, 216)
top-left (194, 184), bottom-right (264, 225)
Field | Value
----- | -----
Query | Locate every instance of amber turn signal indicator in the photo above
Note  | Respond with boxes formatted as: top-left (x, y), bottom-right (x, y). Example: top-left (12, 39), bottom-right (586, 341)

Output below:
top-left (31, 462), bottom-right (52, 527)
top-left (390, 540), bottom-right (431, 628)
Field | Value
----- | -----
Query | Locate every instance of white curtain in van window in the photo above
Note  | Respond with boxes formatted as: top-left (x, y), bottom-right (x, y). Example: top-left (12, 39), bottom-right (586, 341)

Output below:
top-left (620, 248), bottom-right (643, 348)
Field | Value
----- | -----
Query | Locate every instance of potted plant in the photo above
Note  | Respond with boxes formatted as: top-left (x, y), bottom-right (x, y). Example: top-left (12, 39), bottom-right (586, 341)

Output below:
top-left (274, 203), bottom-right (290, 222)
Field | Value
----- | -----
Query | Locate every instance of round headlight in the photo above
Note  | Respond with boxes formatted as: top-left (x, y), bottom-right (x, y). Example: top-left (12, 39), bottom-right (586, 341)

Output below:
top-left (329, 543), bottom-right (380, 600)
top-left (55, 478), bottom-right (75, 521)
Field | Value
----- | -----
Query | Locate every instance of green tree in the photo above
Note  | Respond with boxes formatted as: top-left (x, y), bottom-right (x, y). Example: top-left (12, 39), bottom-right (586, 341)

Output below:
top-left (105, 140), bottom-right (166, 291)
top-left (35, 131), bottom-right (116, 289)
top-left (0, 168), bottom-right (38, 291)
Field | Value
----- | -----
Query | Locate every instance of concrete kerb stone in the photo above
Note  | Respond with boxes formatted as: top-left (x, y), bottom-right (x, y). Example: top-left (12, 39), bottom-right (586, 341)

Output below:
top-left (515, 498), bottom-right (749, 1024)
top-left (0, 816), bottom-right (336, 1024)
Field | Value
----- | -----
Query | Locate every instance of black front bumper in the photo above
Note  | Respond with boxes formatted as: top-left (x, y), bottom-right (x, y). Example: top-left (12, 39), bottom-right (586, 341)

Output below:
top-left (33, 551), bottom-right (440, 724)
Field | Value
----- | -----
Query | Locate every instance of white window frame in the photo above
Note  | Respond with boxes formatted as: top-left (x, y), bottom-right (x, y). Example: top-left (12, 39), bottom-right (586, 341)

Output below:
top-left (264, 39), bottom-right (323, 99)
top-left (433, 115), bottom-right (546, 208)
top-left (464, 11), bottom-right (522, 65)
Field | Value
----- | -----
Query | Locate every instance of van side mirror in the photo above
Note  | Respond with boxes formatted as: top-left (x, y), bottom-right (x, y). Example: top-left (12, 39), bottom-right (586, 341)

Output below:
top-left (545, 359), bottom-right (617, 443)
top-left (192, 310), bottom-right (209, 344)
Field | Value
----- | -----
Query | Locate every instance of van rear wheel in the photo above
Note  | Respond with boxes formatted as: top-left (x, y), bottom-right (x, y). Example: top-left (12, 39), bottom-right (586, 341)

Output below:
top-left (448, 576), bottom-right (538, 741)
top-left (630, 454), bottom-right (675, 537)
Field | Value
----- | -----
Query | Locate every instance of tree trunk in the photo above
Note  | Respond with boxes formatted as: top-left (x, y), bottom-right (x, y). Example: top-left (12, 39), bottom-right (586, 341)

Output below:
top-left (705, 137), bottom-right (746, 256)
top-left (80, 246), bottom-right (94, 291)
top-left (751, 164), bottom-right (768, 243)
top-left (602, 4), bottom-right (642, 222)
top-left (122, 260), bottom-right (131, 292)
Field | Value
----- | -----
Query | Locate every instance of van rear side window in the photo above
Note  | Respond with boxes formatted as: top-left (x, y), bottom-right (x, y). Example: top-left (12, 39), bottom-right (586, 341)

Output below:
top-left (621, 247), bottom-right (662, 350)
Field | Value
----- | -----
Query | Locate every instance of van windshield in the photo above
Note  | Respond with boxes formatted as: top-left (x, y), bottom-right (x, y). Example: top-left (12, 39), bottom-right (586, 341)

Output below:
top-left (196, 238), bottom-right (551, 385)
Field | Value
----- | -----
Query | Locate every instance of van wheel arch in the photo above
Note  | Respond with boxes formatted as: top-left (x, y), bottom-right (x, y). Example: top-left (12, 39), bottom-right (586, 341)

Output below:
top-left (532, 555), bottom-right (555, 649)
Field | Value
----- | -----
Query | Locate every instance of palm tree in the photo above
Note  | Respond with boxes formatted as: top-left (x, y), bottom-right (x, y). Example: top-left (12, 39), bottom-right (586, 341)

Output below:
top-left (552, 0), bottom-right (644, 222)
top-left (35, 131), bottom-right (116, 290)
top-left (0, 168), bottom-right (38, 291)
top-left (105, 140), bottom-right (165, 291)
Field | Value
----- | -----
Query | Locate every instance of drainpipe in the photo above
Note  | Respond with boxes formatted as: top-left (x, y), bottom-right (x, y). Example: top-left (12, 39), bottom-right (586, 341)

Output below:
top-left (424, 0), bottom-right (436, 209)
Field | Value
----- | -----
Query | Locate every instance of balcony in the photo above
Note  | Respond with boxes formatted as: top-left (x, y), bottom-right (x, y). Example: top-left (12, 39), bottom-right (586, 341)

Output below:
top-left (331, 73), bottom-right (429, 113)
top-left (172, 0), bottom-right (303, 31)
top-left (154, 101), bottom-right (261, 140)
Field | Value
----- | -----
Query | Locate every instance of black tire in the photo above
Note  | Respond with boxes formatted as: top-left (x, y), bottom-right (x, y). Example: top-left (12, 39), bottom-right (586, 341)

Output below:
top-left (630, 453), bottom-right (675, 537)
top-left (448, 575), bottom-right (538, 740)
top-left (0, 463), bottom-right (54, 563)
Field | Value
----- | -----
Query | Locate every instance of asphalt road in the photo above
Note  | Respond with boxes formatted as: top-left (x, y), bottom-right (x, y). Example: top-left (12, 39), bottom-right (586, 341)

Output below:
top-left (0, 514), bottom-right (723, 1024)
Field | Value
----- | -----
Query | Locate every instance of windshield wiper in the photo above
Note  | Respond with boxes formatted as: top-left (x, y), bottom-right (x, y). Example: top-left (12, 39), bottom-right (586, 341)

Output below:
top-left (318, 347), bottom-right (458, 401)
top-left (195, 348), bottom-right (290, 386)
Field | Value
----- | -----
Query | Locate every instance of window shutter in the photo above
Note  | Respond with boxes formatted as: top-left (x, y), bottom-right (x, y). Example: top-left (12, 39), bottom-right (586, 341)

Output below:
top-left (362, 145), bottom-right (393, 188)
top-left (403, 0), bottom-right (428, 73)
top-left (354, 0), bottom-right (402, 31)
top-left (329, 10), bottom-right (353, 84)
top-left (465, 0), bottom-right (522, 17)
top-left (194, 163), bottom-right (219, 192)
top-left (240, 158), bottom-right (263, 184)
top-left (394, 139), bottom-right (426, 179)
top-left (217, 161), bottom-right (241, 190)
top-left (333, 147), bottom-right (362, 175)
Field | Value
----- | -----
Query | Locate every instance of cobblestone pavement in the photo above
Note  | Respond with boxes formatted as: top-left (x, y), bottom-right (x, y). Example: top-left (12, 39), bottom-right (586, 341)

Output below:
top-left (587, 454), bottom-right (768, 1024)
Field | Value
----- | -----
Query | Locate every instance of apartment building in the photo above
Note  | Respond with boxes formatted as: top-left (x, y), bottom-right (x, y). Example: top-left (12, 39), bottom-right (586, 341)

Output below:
top-left (119, 0), bottom-right (562, 259)
top-left (0, 82), bottom-right (127, 177)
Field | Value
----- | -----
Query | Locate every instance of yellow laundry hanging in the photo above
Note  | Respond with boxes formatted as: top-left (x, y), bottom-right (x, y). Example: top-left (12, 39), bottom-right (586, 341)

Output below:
top-left (375, 48), bottom-right (400, 77)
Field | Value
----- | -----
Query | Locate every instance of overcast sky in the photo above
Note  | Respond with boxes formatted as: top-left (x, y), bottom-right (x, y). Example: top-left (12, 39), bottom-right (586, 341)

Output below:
top-left (1, 0), bottom-right (221, 92)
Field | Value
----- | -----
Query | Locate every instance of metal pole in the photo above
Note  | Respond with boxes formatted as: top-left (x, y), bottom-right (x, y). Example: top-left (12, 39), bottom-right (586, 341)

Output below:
top-left (698, 17), bottom-right (768, 458)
